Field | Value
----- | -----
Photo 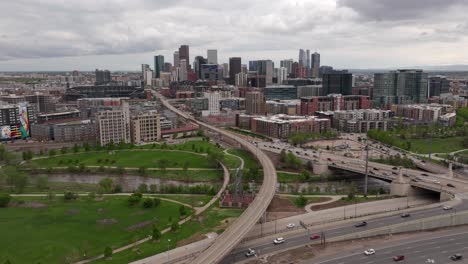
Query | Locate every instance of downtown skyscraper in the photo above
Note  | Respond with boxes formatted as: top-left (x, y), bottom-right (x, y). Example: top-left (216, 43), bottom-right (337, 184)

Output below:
top-left (153, 55), bottom-right (164, 78)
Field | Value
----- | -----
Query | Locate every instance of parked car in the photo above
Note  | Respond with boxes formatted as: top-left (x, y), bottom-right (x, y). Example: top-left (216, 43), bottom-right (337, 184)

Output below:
top-left (327, 158), bottom-right (332, 161)
top-left (447, 183), bottom-right (456, 188)
top-left (310, 234), bottom-right (321, 240)
top-left (245, 248), bottom-right (256, 257)
top-left (273, 237), bottom-right (285, 244)
top-left (450, 254), bottom-right (463, 261)
top-left (364, 249), bottom-right (375, 255)
top-left (286, 223), bottom-right (295, 228)
top-left (393, 255), bottom-right (405, 261)
top-left (400, 213), bottom-right (411, 218)
top-left (355, 221), bottom-right (367, 227)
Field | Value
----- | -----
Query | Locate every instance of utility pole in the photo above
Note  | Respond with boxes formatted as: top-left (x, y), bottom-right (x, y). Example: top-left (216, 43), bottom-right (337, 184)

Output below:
top-left (364, 140), bottom-right (369, 197)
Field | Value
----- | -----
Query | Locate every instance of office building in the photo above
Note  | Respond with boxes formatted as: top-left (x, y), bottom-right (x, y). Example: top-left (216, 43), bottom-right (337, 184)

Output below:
top-left (131, 110), bottom-right (161, 144)
top-left (297, 85), bottom-right (322, 98)
top-left (299, 49), bottom-right (307, 68)
top-left (266, 100), bottom-right (300, 115)
top-left (373, 69), bottom-right (429, 108)
top-left (95, 69), bottom-right (111, 85)
top-left (322, 71), bottom-right (353, 95)
top-left (164, 62), bottom-right (172, 72)
top-left (194, 56), bottom-right (208, 79)
top-left (256, 60), bottom-right (274, 86)
top-left (280, 59), bottom-right (294, 75)
top-left (276, 67), bottom-right (287, 85)
top-left (207, 49), bottom-right (218, 64)
top-left (306, 49), bottom-right (311, 74)
top-left (178, 45), bottom-right (190, 66)
top-left (96, 102), bottom-right (131, 146)
top-left (229, 57), bottom-right (242, 85)
top-left (201, 64), bottom-right (219, 81)
top-left (311, 52), bottom-right (320, 78)
top-left (31, 120), bottom-right (97, 143)
top-left (173, 51), bottom-right (179, 67)
top-left (264, 85), bottom-right (297, 100)
top-left (179, 59), bottom-right (188, 81)
top-left (154, 55), bottom-right (164, 78)
top-left (333, 109), bottom-right (394, 133)
top-left (245, 91), bottom-right (266, 115)
top-left (0, 95), bottom-right (26, 105)
top-left (222, 63), bottom-right (230, 78)
top-left (300, 94), bottom-right (371, 115)
top-left (235, 73), bottom-right (248, 87)
top-left (429, 76), bottom-right (450, 97)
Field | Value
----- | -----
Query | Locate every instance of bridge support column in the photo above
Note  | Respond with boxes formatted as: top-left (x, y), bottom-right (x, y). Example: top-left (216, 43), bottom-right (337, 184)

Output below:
top-left (447, 162), bottom-right (454, 179)
top-left (313, 162), bottom-right (330, 175)
top-left (390, 167), bottom-right (410, 196)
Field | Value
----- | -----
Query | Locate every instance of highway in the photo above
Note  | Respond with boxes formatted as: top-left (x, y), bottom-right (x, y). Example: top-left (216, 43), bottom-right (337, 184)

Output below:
top-left (157, 92), bottom-right (278, 264)
top-left (222, 199), bottom-right (468, 263)
top-left (313, 231), bottom-right (468, 264)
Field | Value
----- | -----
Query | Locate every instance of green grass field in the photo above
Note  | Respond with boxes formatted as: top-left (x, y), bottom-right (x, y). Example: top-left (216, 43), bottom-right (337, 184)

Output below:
top-left (227, 149), bottom-right (258, 170)
top-left (0, 196), bottom-right (190, 263)
top-left (152, 194), bottom-right (213, 207)
top-left (408, 137), bottom-right (466, 154)
top-left (146, 169), bottom-right (223, 182)
top-left (32, 150), bottom-right (211, 169)
top-left (93, 203), bottom-right (244, 264)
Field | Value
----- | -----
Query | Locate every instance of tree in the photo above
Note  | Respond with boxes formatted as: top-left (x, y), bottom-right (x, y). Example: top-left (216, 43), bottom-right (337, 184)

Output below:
top-left (72, 144), bottom-right (80, 153)
top-left (138, 166), bottom-right (147, 176)
top-left (171, 221), bottom-right (179, 232)
top-left (47, 191), bottom-right (56, 200)
top-left (207, 151), bottom-right (224, 168)
top-left (142, 197), bottom-right (154, 208)
top-left (113, 184), bottom-right (123, 193)
top-left (306, 160), bottom-right (313, 171)
top-left (149, 184), bottom-right (158, 193)
top-left (179, 205), bottom-right (187, 216)
top-left (152, 227), bottom-right (161, 241)
top-left (4, 166), bottom-right (29, 193)
top-left (300, 170), bottom-right (311, 181)
top-left (279, 149), bottom-right (287, 163)
top-left (83, 143), bottom-right (91, 152)
top-left (128, 192), bottom-right (142, 206)
top-left (36, 175), bottom-right (49, 190)
top-left (294, 195), bottom-right (307, 207)
top-left (64, 191), bottom-right (78, 201)
top-left (463, 137), bottom-right (468, 148)
top-left (22, 151), bottom-right (33, 161)
top-left (104, 246), bottom-right (113, 259)
top-left (137, 183), bottom-right (148, 193)
top-left (60, 147), bottom-right (68, 155)
top-left (98, 178), bottom-right (113, 193)
top-left (0, 193), bottom-right (11, 207)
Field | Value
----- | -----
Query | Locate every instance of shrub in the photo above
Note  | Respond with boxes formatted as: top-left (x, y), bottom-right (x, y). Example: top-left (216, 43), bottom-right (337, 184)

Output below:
top-left (142, 198), bottom-right (154, 208)
top-left (171, 221), bottom-right (179, 232)
top-left (153, 198), bottom-right (161, 207)
top-left (64, 191), bottom-right (78, 201)
top-left (0, 193), bottom-right (11, 207)
top-left (294, 195), bottom-right (307, 207)
top-left (179, 205), bottom-right (187, 216)
top-left (104, 246), bottom-right (112, 258)
top-left (128, 192), bottom-right (142, 206)
top-left (152, 227), bottom-right (161, 241)
top-left (113, 184), bottom-right (123, 193)
top-left (137, 183), bottom-right (148, 193)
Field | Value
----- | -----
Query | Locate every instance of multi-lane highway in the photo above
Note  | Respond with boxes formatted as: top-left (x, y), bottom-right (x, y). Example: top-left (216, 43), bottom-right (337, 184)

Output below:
top-left (222, 199), bottom-right (468, 263)
top-left (157, 92), bottom-right (277, 264)
top-left (314, 231), bottom-right (468, 264)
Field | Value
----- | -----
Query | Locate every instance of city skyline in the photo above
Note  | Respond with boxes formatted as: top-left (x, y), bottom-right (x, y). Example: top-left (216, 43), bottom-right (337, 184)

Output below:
top-left (0, 0), bottom-right (468, 71)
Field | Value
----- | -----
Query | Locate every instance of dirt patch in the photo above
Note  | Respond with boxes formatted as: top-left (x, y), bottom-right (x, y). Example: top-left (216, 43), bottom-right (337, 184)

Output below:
top-left (266, 196), bottom-right (306, 221)
top-left (310, 198), bottom-right (387, 211)
top-left (126, 220), bottom-right (153, 231)
top-left (66, 208), bottom-right (80, 215)
top-left (97, 218), bottom-right (118, 225)
top-left (11, 201), bottom-right (48, 209)
top-left (177, 232), bottom-right (206, 247)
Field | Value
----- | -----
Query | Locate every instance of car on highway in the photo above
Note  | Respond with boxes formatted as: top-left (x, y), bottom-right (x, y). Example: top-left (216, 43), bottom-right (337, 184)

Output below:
top-left (443, 205), bottom-right (453, 210)
top-left (354, 221), bottom-right (367, 227)
top-left (447, 183), bottom-right (456, 188)
top-left (273, 237), bottom-right (285, 244)
top-left (364, 249), bottom-right (375, 255)
top-left (392, 167), bottom-right (398, 170)
top-left (286, 223), bottom-right (295, 228)
top-left (433, 180), bottom-right (441, 184)
top-left (411, 179), bottom-right (419, 182)
top-left (392, 171), bottom-right (397, 175)
top-left (421, 173), bottom-right (429, 176)
top-left (393, 255), bottom-right (405, 261)
top-left (400, 213), bottom-right (411, 218)
top-left (327, 158), bottom-right (332, 161)
top-left (310, 234), bottom-right (321, 240)
top-left (372, 167), bottom-right (379, 171)
top-left (245, 248), bottom-right (256, 257)
top-left (450, 253), bottom-right (463, 261)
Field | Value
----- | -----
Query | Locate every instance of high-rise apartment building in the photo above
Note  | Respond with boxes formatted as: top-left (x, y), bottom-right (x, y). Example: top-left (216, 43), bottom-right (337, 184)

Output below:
top-left (311, 52), bottom-right (320, 78)
top-left (322, 71), bottom-right (353, 95)
top-left (280, 59), bottom-right (294, 75)
top-left (429, 76), bottom-right (450, 97)
top-left (178, 59), bottom-right (188, 81)
top-left (276, 67), bottom-right (287, 85)
top-left (229, 57), bottom-right (242, 85)
top-left (95, 69), bottom-right (111, 85)
top-left (373, 69), bottom-right (428, 108)
top-left (207, 49), bottom-right (218, 64)
top-left (131, 110), bottom-right (161, 144)
top-left (154, 55), bottom-right (164, 78)
top-left (96, 102), bottom-right (131, 146)
top-left (245, 91), bottom-right (266, 115)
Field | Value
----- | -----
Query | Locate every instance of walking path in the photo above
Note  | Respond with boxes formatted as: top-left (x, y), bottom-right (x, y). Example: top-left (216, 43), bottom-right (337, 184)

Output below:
top-left (224, 149), bottom-right (245, 170)
top-left (73, 162), bottom-right (230, 264)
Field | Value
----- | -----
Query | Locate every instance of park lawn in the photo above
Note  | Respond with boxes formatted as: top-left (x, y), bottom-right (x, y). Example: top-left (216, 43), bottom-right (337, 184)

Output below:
top-left (277, 172), bottom-right (301, 183)
top-left (408, 137), bottom-right (465, 154)
top-left (146, 169), bottom-right (224, 182)
top-left (227, 149), bottom-right (258, 170)
top-left (93, 204), bottom-right (244, 264)
top-left (0, 196), bottom-right (190, 264)
top-left (137, 140), bottom-right (222, 154)
top-left (32, 150), bottom-right (211, 168)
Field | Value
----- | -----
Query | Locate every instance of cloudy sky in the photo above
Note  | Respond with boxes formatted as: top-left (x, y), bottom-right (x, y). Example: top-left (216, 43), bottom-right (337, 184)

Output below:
top-left (0, 0), bottom-right (467, 71)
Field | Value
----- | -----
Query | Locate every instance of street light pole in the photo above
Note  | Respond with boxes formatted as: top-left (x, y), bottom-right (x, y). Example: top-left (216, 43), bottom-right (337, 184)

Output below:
top-left (364, 140), bottom-right (369, 197)
top-left (167, 239), bottom-right (171, 262)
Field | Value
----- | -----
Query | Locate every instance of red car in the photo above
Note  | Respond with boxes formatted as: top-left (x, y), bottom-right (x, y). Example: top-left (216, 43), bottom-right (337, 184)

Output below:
top-left (393, 255), bottom-right (405, 261)
top-left (310, 234), bottom-right (321, 240)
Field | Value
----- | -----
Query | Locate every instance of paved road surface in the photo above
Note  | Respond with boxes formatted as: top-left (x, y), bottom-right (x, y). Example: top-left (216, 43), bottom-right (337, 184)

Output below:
top-left (313, 231), bottom-right (468, 264)
top-left (221, 198), bottom-right (468, 263)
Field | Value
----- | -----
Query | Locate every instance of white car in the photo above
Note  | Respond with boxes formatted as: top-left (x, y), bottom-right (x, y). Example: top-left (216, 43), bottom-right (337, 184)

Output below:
top-left (245, 248), bottom-right (256, 257)
top-left (443, 205), bottom-right (453, 210)
top-left (273, 237), bottom-right (285, 244)
top-left (286, 223), bottom-right (295, 228)
top-left (364, 249), bottom-right (375, 255)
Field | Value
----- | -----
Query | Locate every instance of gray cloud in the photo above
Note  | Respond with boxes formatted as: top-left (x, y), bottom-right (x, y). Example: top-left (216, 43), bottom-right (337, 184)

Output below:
top-left (337, 0), bottom-right (468, 21)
